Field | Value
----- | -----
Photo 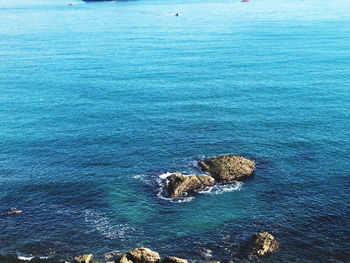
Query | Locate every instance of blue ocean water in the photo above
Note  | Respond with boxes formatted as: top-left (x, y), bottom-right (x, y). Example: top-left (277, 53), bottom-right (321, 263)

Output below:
top-left (0, 0), bottom-right (349, 262)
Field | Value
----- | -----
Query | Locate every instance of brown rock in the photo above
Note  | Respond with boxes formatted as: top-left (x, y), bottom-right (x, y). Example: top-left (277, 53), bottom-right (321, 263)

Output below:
top-left (74, 254), bottom-right (93, 263)
top-left (163, 256), bottom-right (188, 263)
top-left (199, 155), bottom-right (255, 182)
top-left (119, 254), bottom-right (133, 263)
top-left (252, 232), bottom-right (280, 256)
top-left (127, 248), bottom-right (161, 263)
top-left (167, 173), bottom-right (215, 198)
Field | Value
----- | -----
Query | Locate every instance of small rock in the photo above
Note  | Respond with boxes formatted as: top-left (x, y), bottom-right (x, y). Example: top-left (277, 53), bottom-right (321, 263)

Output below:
top-left (167, 173), bottom-right (215, 198)
top-left (7, 208), bottom-right (23, 215)
top-left (163, 256), bottom-right (188, 263)
top-left (252, 232), bottom-right (279, 256)
top-left (199, 155), bottom-right (255, 182)
top-left (74, 254), bottom-right (93, 263)
top-left (127, 247), bottom-right (161, 263)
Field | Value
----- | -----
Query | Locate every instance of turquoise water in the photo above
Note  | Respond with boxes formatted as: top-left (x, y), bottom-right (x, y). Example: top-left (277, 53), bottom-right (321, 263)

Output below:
top-left (0, 0), bottom-right (349, 262)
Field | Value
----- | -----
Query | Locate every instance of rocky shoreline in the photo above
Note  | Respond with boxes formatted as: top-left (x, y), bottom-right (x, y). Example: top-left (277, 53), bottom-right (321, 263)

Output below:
top-left (0, 232), bottom-right (279, 263)
top-left (2, 155), bottom-right (280, 263)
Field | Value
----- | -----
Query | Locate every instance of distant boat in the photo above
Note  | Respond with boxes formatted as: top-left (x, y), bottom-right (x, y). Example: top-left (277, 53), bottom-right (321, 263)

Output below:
top-left (241, 0), bottom-right (250, 2)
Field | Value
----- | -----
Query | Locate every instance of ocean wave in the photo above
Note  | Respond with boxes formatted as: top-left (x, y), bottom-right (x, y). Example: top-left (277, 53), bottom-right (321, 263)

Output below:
top-left (198, 181), bottom-right (243, 195)
top-left (17, 252), bottom-right (52, 261)
top-left (17, 253), bottom-right (34, 261)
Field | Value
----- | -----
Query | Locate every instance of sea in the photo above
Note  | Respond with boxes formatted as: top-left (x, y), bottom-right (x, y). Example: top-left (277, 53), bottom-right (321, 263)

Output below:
top-left (0, 0), bottom-right (349, 262)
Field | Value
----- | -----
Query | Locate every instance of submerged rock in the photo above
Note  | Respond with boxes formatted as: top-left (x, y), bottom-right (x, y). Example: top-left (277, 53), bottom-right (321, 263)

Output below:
top-left (198, 155), bottom-right (255, 182)
top-left (126, 247), bottom-right (161, 263)
top-left (104, 251), bottom-right (123, 261)
top-left (252, 232), bottom-right (280, 256)
top-left (74, 254), bottom-right (93, 263)
top-left (167, 173), bottom-right (215, 198)
top-left (163, 256), bottom-right (188, 263)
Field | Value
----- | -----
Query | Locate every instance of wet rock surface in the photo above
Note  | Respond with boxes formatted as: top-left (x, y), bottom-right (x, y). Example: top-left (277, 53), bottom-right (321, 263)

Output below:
top-left (163, 256), bottom-right (188, 263)
top-left (199, 155), bottom-right (255, 182)
top-left (167, 173), bottom-right (215, 198)
top-left (74, 254), bottom-right (93, 263)
top-left (252, 232), bottom-right (280, 256)
top-left (126, 248), bottom-right (161, 263)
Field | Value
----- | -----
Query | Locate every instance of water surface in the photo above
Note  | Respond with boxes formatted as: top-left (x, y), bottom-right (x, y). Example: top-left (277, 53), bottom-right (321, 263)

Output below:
top-left (0, 0), bottom-right (349, 262)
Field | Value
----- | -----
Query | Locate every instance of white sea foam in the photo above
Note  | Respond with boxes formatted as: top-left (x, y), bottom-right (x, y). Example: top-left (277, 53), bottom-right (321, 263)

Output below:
top-left (84, 210), bottom-right (138, 240)
top-left (158, 172), bottom-right (172, 180)
top-left (17, 253), bottom-right (34, 261)
top-left (202, 181), bottom-right (243, 195)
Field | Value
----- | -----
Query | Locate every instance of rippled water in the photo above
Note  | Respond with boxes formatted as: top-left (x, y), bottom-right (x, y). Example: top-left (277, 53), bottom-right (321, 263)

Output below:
top-left (0, 0), bottom-right (349, 262)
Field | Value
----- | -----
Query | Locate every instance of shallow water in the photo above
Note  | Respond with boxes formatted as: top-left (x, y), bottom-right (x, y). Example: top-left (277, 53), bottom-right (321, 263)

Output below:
top-left (0, 0), bottom-right (349, 262)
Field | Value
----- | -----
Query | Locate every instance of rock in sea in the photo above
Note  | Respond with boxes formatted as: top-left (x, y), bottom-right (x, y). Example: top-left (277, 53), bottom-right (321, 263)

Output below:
top-left (2, 208), bottom-right (23, 215)
top-left (198, 155), bottom-right (255, 182)
top-left (167, 173), bottom-right (215, 198)
top-left (74, 254), bottom-right (93, 263)
top-left (163, 256), bottom-right (188, 263)
top-left (252, 232), bottom-right (280, 256)
top-left (125, 247), bottom-right (161, 263)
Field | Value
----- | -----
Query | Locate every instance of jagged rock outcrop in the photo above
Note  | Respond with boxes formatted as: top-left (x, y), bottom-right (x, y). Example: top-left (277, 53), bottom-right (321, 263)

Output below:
top-left (252, 232), bottom-right (280, 256)
top-left (163, 256), bottom-right (188, 263)
top-left (167, 173), bottom-right (215, 198)
top-left (126, 247), bottom-right (161, 263)
top-left (198, 155), bottom-right (255, 182)
top-left (74, 254), bottom-right (93, 263)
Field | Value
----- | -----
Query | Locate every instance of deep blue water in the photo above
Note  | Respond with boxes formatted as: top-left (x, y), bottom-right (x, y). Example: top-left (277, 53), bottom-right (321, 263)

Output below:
top-left (0, 0), bottom-right (349, 262)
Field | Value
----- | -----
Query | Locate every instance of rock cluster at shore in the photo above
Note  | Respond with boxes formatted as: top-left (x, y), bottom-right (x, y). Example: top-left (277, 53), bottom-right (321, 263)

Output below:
top-left (72, 233), bottom-right (279, 263)
top-left (166, 155), bottom-right (255, 198)
top-left (6, 155), bottom-right (279, 263)
top-left (74, 248), bottom-right (186, 263)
